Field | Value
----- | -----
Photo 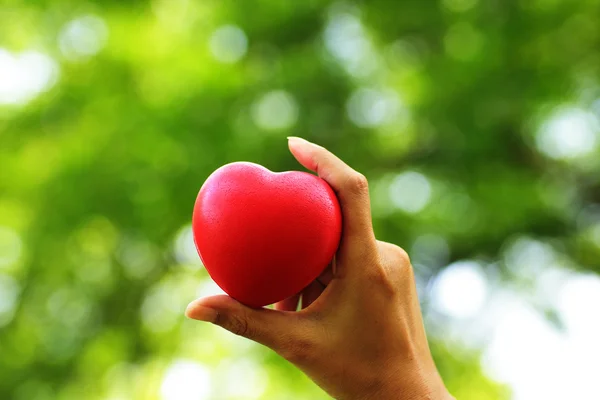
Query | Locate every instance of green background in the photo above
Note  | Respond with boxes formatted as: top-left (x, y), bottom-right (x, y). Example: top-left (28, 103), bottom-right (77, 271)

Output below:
top-left (1, 0), bottom-right (599, 399)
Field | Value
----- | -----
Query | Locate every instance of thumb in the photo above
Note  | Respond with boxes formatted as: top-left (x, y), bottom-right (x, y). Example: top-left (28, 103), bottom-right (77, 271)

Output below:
top-left (186, 295), bottom-right (301, 352)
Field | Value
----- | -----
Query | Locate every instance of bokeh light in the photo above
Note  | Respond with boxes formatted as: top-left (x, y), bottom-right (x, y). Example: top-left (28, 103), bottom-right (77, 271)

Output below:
top-left (444, 22), bottom-right (484, 61)
top-left (214, 359), bottom-right (268, 400)
top-left (58, 15), bottom-right (109, 62)
top-left (388, 171), bottom-right (432, 213)
top-left (0, 226), bottom-right (22, 268)
top-left (0, 274), bottom-right (20, 327)
top-left (481, 272), bottom-right (600, 400)
top-left (346, 88), bottom-right (403, 128)
top-left (174, 224), bottom-right (203, 268)
top-left (209, 25), bottom-right (248, 64)
top-left (160, 360), bottom-right (211, 400)
top-left (323, 10), bottom-right (379, 78)
top-left (536, 107), bottom-right (599, 160)
top-left (251, 90), bottom-right (299, 131)
top-left (430, 261), bottom-right (489, 319)
top-left (0, 50), bottom-right (58, 105)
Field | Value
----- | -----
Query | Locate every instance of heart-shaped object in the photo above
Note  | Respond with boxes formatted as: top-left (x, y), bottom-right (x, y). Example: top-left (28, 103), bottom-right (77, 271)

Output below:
top-left (192, 162), bottom-right (342, 307)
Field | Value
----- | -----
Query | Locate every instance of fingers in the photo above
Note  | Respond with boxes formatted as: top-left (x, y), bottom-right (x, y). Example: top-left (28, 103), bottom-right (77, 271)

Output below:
top-left (317, 260), bottom-right (335, 286)
top-left (276, 262), bottom-right (335, 313)
top-left (186, 295), bottom-right (301, 351)
top-left (287, 137), bottom-right (376, 246)
top-left (275, 293), bottom-right (301, 311)
top-left (301, 280), bottom-right (323, 309)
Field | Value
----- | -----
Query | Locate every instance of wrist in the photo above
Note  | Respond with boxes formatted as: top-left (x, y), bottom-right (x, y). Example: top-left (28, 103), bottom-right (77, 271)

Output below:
top-left (365, 360), bottom-right (452, 400)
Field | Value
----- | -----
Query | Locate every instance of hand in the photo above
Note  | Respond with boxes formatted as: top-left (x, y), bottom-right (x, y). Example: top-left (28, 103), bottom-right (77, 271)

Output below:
top-left (186, 137), bottom-right (454, 400)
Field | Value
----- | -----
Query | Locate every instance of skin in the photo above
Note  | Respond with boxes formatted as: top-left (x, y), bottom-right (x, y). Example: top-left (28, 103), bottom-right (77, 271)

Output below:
top-left (186, 137), bottom-right (454, 400)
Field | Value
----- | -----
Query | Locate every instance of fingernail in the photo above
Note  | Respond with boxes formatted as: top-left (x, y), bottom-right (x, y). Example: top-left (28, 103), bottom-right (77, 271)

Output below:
top-left (287, 136), bottom-right (317, 151)
top-left (287, 136), bottom-right (309, 144)
top-left (186, 304), bottom-right (218, 323)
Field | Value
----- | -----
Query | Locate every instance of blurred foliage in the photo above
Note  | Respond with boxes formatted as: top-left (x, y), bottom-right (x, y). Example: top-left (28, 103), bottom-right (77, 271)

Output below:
top-left (1, 0), bottom-right (600, 399)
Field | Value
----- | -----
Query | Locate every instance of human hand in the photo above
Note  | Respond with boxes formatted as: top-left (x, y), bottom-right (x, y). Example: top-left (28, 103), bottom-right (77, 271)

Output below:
top-left (186, 137), bottom-right (454, 400)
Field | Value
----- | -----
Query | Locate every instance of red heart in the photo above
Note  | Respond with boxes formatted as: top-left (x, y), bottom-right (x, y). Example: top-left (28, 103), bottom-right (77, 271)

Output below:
top-left (192, 162), bottom-right (342, 307)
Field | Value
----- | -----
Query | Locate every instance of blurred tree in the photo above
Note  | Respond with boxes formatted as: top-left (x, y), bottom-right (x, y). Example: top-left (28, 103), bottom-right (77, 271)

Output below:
top-left (1, 0), bottom-right (599, 399)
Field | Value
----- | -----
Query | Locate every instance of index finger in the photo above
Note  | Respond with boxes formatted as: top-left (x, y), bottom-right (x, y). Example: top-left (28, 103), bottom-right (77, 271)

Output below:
top-left (287, 137), bottom-right (376, 246)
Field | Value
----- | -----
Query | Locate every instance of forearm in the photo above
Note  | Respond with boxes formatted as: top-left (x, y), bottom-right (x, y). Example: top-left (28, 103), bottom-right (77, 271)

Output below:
top-left (361, 362), bottom-right (453, 400)
top-left (373, 379), bottom-right (453, 400)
